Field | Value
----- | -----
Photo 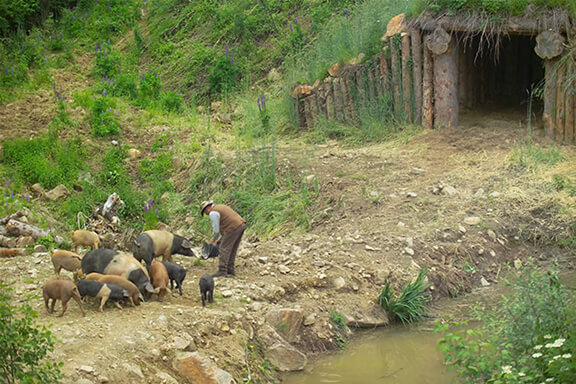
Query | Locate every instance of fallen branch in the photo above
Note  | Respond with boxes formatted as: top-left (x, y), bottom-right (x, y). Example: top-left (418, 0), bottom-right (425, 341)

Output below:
top-left (0, 211), bottom-right (28, 225)
top-left (6, 219), bottom-right (49, 240)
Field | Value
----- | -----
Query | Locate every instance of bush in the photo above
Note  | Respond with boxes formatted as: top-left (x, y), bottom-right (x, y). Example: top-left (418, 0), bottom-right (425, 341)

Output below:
top-left (90, 94), bottom-right (121, 137)
top-left (0, 285), bottom-right (63, 383)
top-left (378, 268), bottom-right (431, 325)
top-left (436, 264), bottom-right (576, 383)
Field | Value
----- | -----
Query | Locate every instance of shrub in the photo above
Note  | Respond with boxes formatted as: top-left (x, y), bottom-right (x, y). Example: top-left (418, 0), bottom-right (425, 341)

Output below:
top-left (378, 268), bottom-right (431, 325)
top-left (208, 52), bottom-right (242, 97)
top-left (90, 94), bottom-right (121, 137)
top-left (137, 71), bottom-right (162, 108)
top-left (436, 264), bottom-right (576, 383)
top-left (0, 285), bottom-right (63, 383)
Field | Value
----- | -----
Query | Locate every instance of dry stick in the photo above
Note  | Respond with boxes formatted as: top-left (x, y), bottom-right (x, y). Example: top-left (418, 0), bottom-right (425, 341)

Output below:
top-left (0, 211), bottom-right (27, 225)
top-left (6, 219), bottom-right (48, 240)
top-left (555, 63), bottom-right (566, 142)
top-left (401, 32), bottom-right (412, 123)
top-left (544, 59), bottom-right (558, 139)
top-left (422, 35), bottom-right (434, 130)
top-left (390, 37), bottom-right (402, 120)
top-left (411, 29), bottom-right (423, 125)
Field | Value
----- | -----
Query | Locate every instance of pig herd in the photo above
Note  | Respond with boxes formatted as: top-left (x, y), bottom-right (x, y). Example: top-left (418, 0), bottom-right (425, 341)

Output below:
top-left (42, 229), bottom-right (204, 317)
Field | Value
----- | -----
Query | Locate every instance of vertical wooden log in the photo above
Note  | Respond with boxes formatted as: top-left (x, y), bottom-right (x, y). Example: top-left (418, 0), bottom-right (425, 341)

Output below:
top-left (372, 55), bottom-right (382, 99)
top-left (317, 84), bottom-right (328, 117)
top-left (333, 78), bottom-right (345, 122)
top-left (390, 36), bottom-right (402, 119)
top-left (355, 67), bottom-right (364, 110)
top-left (555, 63), bottom-right (565, 142)
top-left (422, 35), bottom-right (434, 130)
top-left (401, 33), bottom-right (412, 123)
top-left (367, 64), bottom-right (376, 104)
top-left (303, 96), bottom-right (314, 129)
top-left (295, 98), bottom-right (306, 130)
top-left (543, 59), bottom-right (558, 138)
top-left (411, 29), bottom-right (423, 124)
top-left (379, 52), bottom-right (390, 94)
top-left (343, 73), bottom-right (356, 121)
top-left (433, 39), bottom-right (459, 128)
top-left (326, 80), bottom-right (335, 120)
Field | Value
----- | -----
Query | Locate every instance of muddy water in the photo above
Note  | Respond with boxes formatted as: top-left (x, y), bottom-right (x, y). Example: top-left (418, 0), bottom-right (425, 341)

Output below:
top-left (281, 325), bottom-right (457, 384)
top-left (282, 271), bottom-right (576, 384)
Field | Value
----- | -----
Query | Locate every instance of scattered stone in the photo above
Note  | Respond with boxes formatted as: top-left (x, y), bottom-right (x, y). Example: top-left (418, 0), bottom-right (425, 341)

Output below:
top-left (155, 372), bottom-right (178, 384)
top-left (266, 308), bottom-right (303, 343)
top-left (313, 260), bottom-right (325, 267)
top-left (258, 257), bottom-right (268, 264)
top-left (303, 313), bottom-right (316, 326)
top-left (458, 225), bottom-right (466, 233)
top-left (17, 236), bottom-right (35, 248)
top-left (31, 183), bottom-right (45, 196)
top-left (45, 184), bottom-right (70, 201)
top-left (406, 192), bottom-right (417, 198)
top-left (333, 277), bottom-right (346, 290)
top-left (221, 290), bottom-right (233, 298)
top-left (397, 221), bottom-right (405, 227)
top-left (78, 365), bottom-right (95, 375)
top-left (489, 191), bottom-right (501, 197)
top-left (305, 175), bottom-right (316, 183)
top-left (464, 216), bottom-right (481, 225)
top-left (487, 230), bottom-right (497, 241)
top-left (173, 336), bottom-right (191, 350)
top-left (99, 375), bottom-right (110, 383)
top-left (278, 265), bottom-right (290, 274)
top-left (411, 167), bottom-right (424, 174)
top-left (34, 244), bottom-right (47, 253)
top-left (404, 247), bottom-right (414, 256)
top-left (478, 248), bottom-right (485, 255)
top-left (122, 363), bottom-right (144, 379)
top-left (480, 276), bottom-right (490, 287)
top-left (173, 352), bottom-right (235, 384)
top-left (266, 342), bottom-right (307, 372)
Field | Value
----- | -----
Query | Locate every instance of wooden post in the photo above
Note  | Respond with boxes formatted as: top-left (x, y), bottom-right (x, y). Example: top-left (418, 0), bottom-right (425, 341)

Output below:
top-left (355, 67), bottom-right (364, 109)
top-left (422, 35), bottom-right (434, 130)
top-left (303, 96), bottom-right (314, 129)
top-left (411, 29), bottom-right (423, 124)
top-left (326, 80), bottom-right (335, 120)
top-left (401, 32), bottom-right (412, 123)
top-left (555, 63), bottom-right (565, 142)
top-left (333, 78), bottom-right (345, 122)
top-left (367, 64), bottom-right (376, 104)
top-left (379, 52), bottom-right (390, 94)
top-left (295, 98), bottom-right (306, 129)
top-left (544, 59), bottom-right (558, 138)
top-left (390, 36), bottom-right (402, 119)
top-left (372, 55), bottom-right (382, 99)
top-left (433, 39), bottom-right (459, 128)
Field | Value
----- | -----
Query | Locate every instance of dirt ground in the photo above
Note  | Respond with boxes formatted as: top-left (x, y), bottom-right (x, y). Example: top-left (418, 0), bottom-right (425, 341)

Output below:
top-left (2, 79), bottom-right (576, 382)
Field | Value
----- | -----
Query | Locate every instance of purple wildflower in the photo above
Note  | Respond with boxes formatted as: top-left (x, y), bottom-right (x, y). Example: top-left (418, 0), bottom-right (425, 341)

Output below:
top-left (294, 17), bottom-right (299, 25)
top-left (10, 192), bottom-right (14, 199)
top-left (225, 43), bottom-right (229, 60)
top-left (7, 179), bottom-right (10, 187)
top-left (103, 89), bottom-right (107, 97)
top-left (26, 195), bottom-right (30, 203)
top-left (344, 8), bottom-right (350, 17)
top-left (155, 209), bottom-right (159, 216)
top-left (37, 33), bottom-right (40, 41)
top-left (230, 50), bottom-right (234, 65)
top-left (257, 96), bottom-right (262, 113)
top-left (144, 203), bottom-right (149, 213)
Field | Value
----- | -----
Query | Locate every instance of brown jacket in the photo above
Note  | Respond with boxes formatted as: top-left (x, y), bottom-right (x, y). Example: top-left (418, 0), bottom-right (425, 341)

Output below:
top-left (212, 204), bottom-right (245, 235)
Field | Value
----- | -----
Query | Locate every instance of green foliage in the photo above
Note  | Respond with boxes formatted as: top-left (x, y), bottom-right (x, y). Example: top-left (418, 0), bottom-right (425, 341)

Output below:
top-left (0, 0), bottom-right (40, 36)
top-left (208, 53), bottom-right (243, 98)
top-left (137, 71), bottom-right (162, 108)
top-left (329, 309), bottom-right (349, 348)
top-left (1, 129), bottom-right (85, 189)
top-left (90, 94), bottom-right (121, 137)
top-left (139, 152), bottom-right (174, 199)
top-left (509, 142), bottom-right (566, 172)
top-left (421, 0), bottom-right (576, 15)
top-left (436, 265), bottom-right (576, 383)
top-left (378, 269), bottom-right (431, 325)
top-left (159, 89), bottom-right (184, 113)
top-left (0, 285), bottom-right (63, 383)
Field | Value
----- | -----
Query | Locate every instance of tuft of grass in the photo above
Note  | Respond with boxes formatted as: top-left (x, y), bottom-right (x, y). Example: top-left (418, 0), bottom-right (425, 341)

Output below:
top-left (378, 268), bottom-right (431, 325)
top-left (508, 142), bottom-right (566, 172)
top-left (329, 309), bottom-right (349, 348)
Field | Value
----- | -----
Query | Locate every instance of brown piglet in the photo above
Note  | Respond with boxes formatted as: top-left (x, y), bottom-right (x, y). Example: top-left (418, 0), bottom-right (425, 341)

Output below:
top-left (51, 249), bottom-right (83, 280)
top-left (42, 279), bottom-right (85, 317)
top-left (70, 230), bottom-right (100, 253)
top-left (150, 261), bottom-right (170, 300)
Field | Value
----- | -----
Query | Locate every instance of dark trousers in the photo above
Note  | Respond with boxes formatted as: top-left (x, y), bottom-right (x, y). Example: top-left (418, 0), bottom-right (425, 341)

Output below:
top-left (218, 222), bottom-right (246, 275)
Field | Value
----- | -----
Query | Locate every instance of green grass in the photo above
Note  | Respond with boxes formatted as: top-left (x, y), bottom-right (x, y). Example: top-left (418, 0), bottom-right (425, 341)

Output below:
top-left (508, 142), bottom-right (566, 172)
top-left (379, 268), bottom-right (431, 325)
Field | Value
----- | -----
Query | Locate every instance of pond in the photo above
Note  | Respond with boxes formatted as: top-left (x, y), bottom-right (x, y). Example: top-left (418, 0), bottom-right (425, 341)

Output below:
top-left (281, 324), bottom-right (457, 384)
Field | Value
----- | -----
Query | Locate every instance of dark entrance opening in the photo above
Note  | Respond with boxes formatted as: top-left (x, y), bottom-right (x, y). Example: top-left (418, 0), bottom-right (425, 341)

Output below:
top-left (458, 33), bottom-right (545, 120)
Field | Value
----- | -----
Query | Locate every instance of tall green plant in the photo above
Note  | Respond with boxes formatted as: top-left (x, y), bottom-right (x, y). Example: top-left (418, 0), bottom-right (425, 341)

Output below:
top-left (436, 265), bottom-right (576, 383)
top-left (378, 268), bottom-right (431, 325)
top-left (0, 286), bottom-right (63, 383)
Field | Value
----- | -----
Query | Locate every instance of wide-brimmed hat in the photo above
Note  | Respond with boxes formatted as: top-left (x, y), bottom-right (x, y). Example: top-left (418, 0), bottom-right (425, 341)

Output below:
top-left (200, 200), bottom-right (213, 215)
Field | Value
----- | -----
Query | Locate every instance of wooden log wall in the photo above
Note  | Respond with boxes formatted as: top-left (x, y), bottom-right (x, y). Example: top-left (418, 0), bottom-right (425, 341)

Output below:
top-left (293, 29), bottom-right (576, 145)
top-left (293, 31), bottom-right (423, 129)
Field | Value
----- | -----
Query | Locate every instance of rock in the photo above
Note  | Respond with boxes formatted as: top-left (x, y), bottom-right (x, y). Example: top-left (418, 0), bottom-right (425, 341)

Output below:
top-left (458, 225), bottom-right (466, 233)
top-left (78, 365), bottom-right (95, 374)
top-left (266, 308), bottom-right (303, 343)
top-left (126, 148), bottom-right (141, 160)
top-left (34, 244), bottom-right (47, 253)
top-left (404, 247), bottom-right (414, 256)
top-left (17, 236), bottom-right (35, 248)
top-left (99, 376), bottom-right (110, 383)
top-left (173, 352), bottom-right (236, 384)
top-left (222, 290), bottom-right (233, 298)
top-left (257, 257), bottom-right (268, 264)
top-left (406, 192), bottom-right (417, 198)
top-left (122, 363), bottom-right (144, 379)
top-left (487, 230), bottom-right (497, 241)
top-left (45, 184), bottom-right (70, 201)
top-left (480, 276), bottom-right (490, 287)
top-left (173, 336), bottom-right (191, 350)
top-left (303, 313), bottom-right (317, 326)
top-left (412, 167), bottom-right (424, 174)
top-left (31, 183), bottom-right (45, 196)
top-left (305, 175), bottom-right (316, 183)
top-left (442, 184), bottom-right (458, 196)
top-left (278, 265), bottom-right (290, 274)
top-left (343, 305), bottom-right (389, 328)
top-left (266, 342), bottom-right (307, 372)
top-left (333, 276), bottom-right (346, 290)
top-left (155, 371), bottom-right (178, 384)
top-left (464, 217), bottom-right (481, 225)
